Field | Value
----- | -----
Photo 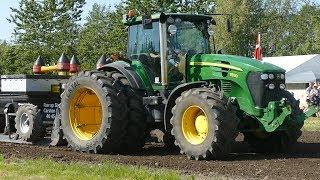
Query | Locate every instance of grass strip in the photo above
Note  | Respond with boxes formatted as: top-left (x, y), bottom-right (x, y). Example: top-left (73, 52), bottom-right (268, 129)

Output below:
top-left (303, 117), bottom-right (320, 131)
top-left (0, 156), bottom-right (184, 180)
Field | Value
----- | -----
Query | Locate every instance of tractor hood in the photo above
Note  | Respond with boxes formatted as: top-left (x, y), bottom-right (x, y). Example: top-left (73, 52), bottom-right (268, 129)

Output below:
top-left (189, 54), bottom-right (285, 73)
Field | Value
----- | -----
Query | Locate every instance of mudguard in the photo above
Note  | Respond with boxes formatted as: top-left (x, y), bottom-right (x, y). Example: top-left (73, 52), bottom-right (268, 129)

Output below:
top-left (99, 61), bottom-right (145, 89)
top-left (164, 81), bottom-right (207, 130)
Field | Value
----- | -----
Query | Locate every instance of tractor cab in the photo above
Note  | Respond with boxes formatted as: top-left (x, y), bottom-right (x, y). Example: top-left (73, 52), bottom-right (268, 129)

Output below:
top-left (125, 13), bottom-right (213, 86)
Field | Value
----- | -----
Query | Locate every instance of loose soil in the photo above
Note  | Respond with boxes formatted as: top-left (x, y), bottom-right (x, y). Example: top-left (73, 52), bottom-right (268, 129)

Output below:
top-left (0, 131), bottom-right (320, 180)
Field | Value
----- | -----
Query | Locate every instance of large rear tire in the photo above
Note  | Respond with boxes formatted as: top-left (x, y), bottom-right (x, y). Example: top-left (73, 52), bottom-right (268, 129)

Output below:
top-left (106, 71), bottom-right (147, 152)
top-left (171, 88), bottom-right (238, 160)
top-left (15, 104), bottom-right (45, 143)
top-left (244, 91), bottom-right (303, 153)
top-left (60, 71), bottom-right (146, 153)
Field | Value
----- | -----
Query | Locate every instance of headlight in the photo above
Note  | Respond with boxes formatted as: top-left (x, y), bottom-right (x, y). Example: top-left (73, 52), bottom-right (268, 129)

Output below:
top-left (168, 25), bottom-right (177, 35)
top-left (268, 83), bottom-right (275, 90)
top-left (167, 16), bottom-right (174, 24)
top-left (269, 74), bottom-right (275, 80)
top-left (175, 18), bottom-right (182, 23)
top-left (261, 74), bottom-right (268, 80)
top-left (280, 74), bottom-right (285, 79)
top-left (279, 83), bottom-right (286, 90)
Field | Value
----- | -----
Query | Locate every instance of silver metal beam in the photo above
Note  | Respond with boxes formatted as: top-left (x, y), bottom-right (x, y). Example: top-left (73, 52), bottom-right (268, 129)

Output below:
top-left (159, 22), bottom-right (168, 86)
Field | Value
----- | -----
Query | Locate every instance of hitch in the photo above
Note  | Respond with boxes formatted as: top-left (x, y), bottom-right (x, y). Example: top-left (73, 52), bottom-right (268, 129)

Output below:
top-left (259, 100), bottom-right (292, 132)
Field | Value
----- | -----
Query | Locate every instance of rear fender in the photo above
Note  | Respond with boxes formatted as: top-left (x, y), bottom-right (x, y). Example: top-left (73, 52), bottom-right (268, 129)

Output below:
top-left (99, 61), bottom-right (145, 90)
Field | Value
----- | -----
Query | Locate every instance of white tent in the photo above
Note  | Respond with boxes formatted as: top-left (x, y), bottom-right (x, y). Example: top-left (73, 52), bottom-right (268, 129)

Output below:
top-left (263, 54), bottom-right (320, 108)
top-left (263, 54), bottom-right (320, 83)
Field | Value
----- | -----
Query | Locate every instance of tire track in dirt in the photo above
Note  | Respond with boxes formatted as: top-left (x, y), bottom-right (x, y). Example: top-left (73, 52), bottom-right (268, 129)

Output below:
top-left (0, 131), bottom-right (320, 179)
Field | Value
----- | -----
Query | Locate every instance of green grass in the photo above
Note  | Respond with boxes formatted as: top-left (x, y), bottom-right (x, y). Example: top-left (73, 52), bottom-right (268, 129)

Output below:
top-left (303, 117), bottom-right (320, 131)
top-left (0, 156), bottom-right (185, 180)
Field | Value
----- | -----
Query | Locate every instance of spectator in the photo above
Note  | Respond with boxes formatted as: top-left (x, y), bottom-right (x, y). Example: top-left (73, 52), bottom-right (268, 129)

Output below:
top-left (306, 82), bottom-right (314, 104)
top-left (309, 83), bottom-right (319, 99)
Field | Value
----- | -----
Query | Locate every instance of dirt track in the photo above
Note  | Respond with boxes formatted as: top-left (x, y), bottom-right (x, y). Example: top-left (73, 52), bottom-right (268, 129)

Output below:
top-left (1, 131), bottom-right (320, 179)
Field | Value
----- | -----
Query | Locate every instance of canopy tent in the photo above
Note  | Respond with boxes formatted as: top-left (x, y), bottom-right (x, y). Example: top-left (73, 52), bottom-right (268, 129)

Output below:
top-left (285, 71), bottom-right (320, 83)
top-left (263, 54), bottom-right (320, 83)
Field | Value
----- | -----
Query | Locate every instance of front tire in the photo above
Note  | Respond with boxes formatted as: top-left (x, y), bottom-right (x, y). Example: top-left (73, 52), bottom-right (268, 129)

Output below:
top-left (171, 88), bottom-right (238, 160)
top-left (244, 91), bottom-right (303, 153)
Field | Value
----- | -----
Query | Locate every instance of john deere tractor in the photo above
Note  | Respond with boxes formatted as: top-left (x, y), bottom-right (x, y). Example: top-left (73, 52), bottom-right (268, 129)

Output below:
top-left (59, 12), bottom-right (319, 160)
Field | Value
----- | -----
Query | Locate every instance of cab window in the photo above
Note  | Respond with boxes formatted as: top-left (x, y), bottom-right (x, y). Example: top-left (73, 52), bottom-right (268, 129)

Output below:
top-left (128, 22), bottom-right (161, 83)
top-left (128, 22), bottom-right (160, 56)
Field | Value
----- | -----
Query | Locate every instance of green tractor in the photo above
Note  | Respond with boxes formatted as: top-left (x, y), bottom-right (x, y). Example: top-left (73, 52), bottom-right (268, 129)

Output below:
top-left (59, 12), bottom-right (319, 160)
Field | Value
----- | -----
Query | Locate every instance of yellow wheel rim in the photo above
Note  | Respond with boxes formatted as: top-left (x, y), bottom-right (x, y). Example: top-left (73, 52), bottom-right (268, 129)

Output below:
top-left (182, 105), bottom-right (208, 145)
top-left (69, 87), bottom-right (102, 140)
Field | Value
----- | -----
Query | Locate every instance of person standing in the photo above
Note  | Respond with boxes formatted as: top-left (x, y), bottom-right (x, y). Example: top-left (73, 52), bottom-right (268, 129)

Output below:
top-left (309, 83), bottom-right (319, 99)
top-left (309, 83), bottom-right (320, 117)
top-left (306, 82), bottom-right (314, 105)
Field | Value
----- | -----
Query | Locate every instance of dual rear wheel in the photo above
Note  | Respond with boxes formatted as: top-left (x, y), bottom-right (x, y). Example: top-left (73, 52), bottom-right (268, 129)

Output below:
top-left (60, 71), bottom-right (147, 153)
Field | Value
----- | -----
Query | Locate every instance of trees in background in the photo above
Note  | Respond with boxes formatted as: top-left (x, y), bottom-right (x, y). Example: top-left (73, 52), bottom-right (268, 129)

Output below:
top-left (77, 3), bottom-right (126, 69)
top-left (3, 0), bottom-right (85, 73)
top-left (124, 0), bottom-right (215, 14)
top-left (261, 0), bottom-right (304, 56)
top-left (214, 0), bottom-right (264, 56)
top-left (1, 0), bottom-right (320, 74)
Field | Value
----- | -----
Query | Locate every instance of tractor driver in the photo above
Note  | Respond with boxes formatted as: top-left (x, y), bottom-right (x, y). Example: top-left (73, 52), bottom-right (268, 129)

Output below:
top-left (167, 26), bottom-right (185, 83)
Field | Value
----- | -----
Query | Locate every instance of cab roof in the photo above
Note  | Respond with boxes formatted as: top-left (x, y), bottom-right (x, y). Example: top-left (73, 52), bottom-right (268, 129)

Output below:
top-left (123, 12), bottom-right (213, 26)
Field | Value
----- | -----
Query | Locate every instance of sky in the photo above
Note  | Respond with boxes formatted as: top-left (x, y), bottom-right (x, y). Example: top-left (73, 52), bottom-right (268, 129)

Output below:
top-left (0, 0), bottom-right (121, 42)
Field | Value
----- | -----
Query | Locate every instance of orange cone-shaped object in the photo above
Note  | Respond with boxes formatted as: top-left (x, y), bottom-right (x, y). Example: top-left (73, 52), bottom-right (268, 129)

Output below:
top-left (33, 56), bottom-right (45, 74)
top-left (57, 53), bottom-right (70, 71)
top-left (70, 55), bottom-right (81, 73)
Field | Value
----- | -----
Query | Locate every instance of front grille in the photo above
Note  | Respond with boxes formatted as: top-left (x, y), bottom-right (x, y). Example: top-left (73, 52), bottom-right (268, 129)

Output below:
top-left (221, 81), bottom-right (232, 93)
top-left (247, 72), bottom-right (285, 107)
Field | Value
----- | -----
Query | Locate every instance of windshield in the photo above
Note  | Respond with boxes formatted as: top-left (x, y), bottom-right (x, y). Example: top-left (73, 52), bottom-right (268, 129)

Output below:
top-left (167, 20), bottom-right (210, 55)
top-left (167, 19), bottom-right (210, 83)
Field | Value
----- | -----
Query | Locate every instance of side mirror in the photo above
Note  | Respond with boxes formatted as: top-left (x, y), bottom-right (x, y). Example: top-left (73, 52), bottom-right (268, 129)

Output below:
top-left (227, 18), bottom-right (232, 33)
